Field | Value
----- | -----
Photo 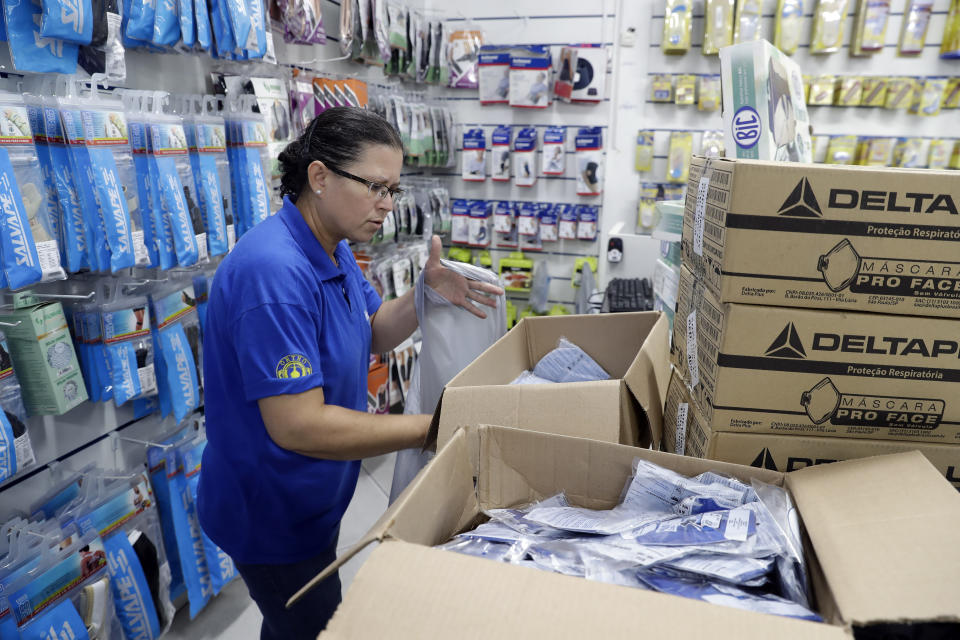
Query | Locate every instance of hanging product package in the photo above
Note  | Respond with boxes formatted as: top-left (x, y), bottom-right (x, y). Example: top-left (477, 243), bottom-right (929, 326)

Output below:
top-left (513, 127), bottom-right (537, 188)
top-left (811, 0), bottom-right (851, 53)
top-left (539, 204), bottom-right (558, 243)
top-left (63, 473), bottom-right (176, 639)
top-left (703, 0), bottom-right (734, 55)
top-left (943, 0), bottom-right (960, 58)
top-left (147, 112), bottom-right (200, 268)
top-left (80, 98), bottom-right (148, 272)
top-left (0, 331), bottom-right (35, 483)
top-left (540, 126), bottom-right (566, 176)
top-left (276, 0), bottom-right (324, 44)
top-left (852, 0), bottom-right (890, 55)
top-left (509, 45), bottom-right (551, 108)
top-left (4, 0), bottom-right (80, 73)
top-left (558, 203), bottom-right (577, 241)
top-left (467, 199), bottom-right (491, 249)
top-left (0, 95), bottom-right (56, 289)
top-left (447, 29), bottom-right (482, 89)
top-left (78, 0), bottom-right (126, 82)
top-left (6, 530), bottom-right (124, 640)
top-left (102, 295), bottom-right (157, 406)
top-left (126, 0), bottom-right (156, 41)
top-left (24, 95), bottom-right (70, 280)
top-left (662, 0), bottom-right (692, 53)
top-left (733, 0), bottom-right (763, 43)
top-left (185, 102), bottom-right (229, 258)
top-left (575, 127), bottom-right (603, 196)
top-left (899, 0), bottom-right (933, 55)
top-left (461, 128), bottom-right (486, 181)
top-left (193, 0), bottom-right (211, 50)
top-left (180, 436), bottom-right (236, 595)
top-left (39, 0), bottom-right (93, 44)
top-left (83, 303), bottom-right (114, 402)
top-left (164, 444), bottom-right (213, 619)
top-left (490, 125), bottom-right (511, 182)
top-left (576, 205), bottom-right (598, 241)
top-left (774, 0), bottom-right (804, 54)
top-left (123, 95), bottom-right (160, 269)
top-left (478, 45), bottom-right (512, 105)
top-left (242, 0), bottom-right (266, 58)
top-left (152, 0), bottom-right (180, 46)
top-left (59, 98), bottom-right (110, 272)
top-left (151, 281), bottom-right (202, 417)
top-left (225, 104), bottom-right (270, 239)
top-left (450, 199), bottom-right (470, 245)
top-left (179, 0), bottom-right (196, 47)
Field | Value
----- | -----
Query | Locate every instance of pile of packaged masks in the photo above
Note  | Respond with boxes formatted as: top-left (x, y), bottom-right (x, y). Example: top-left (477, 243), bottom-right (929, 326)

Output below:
top-left (437, 458), bottom-right (819, 622)
top-left (510, 337), bottom-right (610, 385)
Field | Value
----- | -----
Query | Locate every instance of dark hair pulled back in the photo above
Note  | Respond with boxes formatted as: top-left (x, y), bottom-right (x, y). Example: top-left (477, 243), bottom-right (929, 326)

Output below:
top-left (277, 106), bottom-right (402, 202)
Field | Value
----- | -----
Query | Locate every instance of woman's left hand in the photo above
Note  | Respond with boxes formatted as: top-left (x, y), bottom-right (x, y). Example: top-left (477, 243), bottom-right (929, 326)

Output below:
top-left (423, 236), bottom-right (504, 319)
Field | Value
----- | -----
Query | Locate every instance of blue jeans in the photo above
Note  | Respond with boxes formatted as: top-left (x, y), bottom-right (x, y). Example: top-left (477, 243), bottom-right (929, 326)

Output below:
top-left (235, 537), bottom-right (342, 639)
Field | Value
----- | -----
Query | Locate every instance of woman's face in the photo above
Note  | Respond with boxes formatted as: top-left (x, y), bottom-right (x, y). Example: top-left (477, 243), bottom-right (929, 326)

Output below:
top-left (317, 143), bottom-right (403, 244)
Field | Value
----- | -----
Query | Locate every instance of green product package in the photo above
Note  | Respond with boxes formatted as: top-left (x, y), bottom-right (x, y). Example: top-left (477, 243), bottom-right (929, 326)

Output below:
top-left (0, 301), bottom-right (87, 415)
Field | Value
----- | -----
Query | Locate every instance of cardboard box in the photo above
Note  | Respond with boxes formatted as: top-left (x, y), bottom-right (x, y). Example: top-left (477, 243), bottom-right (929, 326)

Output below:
top-left (663, 369), bottom-right (960, 489)
top-left (672, 265), bottom-right (960, 444)
top-left (295, 425), bottom-right (960, 637)
top-left (683, 155), bottom-right (960, 318)
top-left (720, 40), bottom-right (812, 163)
top-left (432, 312), bottom-right (671, 450)
top-left (0, 302), bottom-right (87, 415)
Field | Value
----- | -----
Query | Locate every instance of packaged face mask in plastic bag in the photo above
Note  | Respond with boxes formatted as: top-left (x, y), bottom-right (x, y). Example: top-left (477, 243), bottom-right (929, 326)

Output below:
top-left (533, 336), bottom-right (610, 384)
top-left (181, 437), bottom-right (236, 595)
top-left (541, 126), bottom-right (565, 176)
top-left (82, 101), bottom-right (149, 271)
top-left (148, 115), bottom-right (200, 268)
top-left (5, 0), bottom-right (80, 73)
top-left (575, 128), bottom-right (603, 196)
top-left (102, 297), bottom-right (157, 406)
top-left (164, 445), bottom-right (213, 618)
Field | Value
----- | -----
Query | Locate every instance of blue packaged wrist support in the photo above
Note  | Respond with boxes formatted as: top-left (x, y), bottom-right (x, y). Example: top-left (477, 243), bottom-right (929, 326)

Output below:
top-left (182, 439), bottom-right (236, 595)
top-left (125, 0), bottom-right (155, 41)
top-left (40, 0), bottom-right (93, 44)
top-left (147, 438), bottom-right (189, 602)
top-left (152, 0), bottom-right (179, 45)
top-left (60, 107), bottom-right (110, 272)
top-left (149, 119), bottom-right (199, 268)
top-left (194, 0), bottom-right (210, 49)
top-left (102, 302), bottom-right (157, 406)
top-left (43, 104), bottom-right (89, 272)
top-left (178, 0), bottom-right (195, 46)
top-left (102, 532), bottom-right (162, 639)
top-left (158, 322), bottom-right (199, 423)
top-left (17, 599), bottom-right (90, 640)
top-left (0, 148), bottom-right (43, 289)
top-left (166, 447), bottom-right (213, 619)
top-left (4, 0), bottom-right (80, 73)
top-left (129, 119), bottom-right (160, 267)
top-left (186, 121), bottom-right (229, 257)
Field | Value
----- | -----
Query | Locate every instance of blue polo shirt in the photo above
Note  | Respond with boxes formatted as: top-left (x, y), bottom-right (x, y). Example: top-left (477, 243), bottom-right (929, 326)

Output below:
top-left (198, 197), bottom-right (382, 565)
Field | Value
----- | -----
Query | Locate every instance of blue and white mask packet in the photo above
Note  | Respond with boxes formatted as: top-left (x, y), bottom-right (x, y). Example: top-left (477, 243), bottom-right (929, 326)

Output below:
top-left (533, 337), bottom-right (610, 383)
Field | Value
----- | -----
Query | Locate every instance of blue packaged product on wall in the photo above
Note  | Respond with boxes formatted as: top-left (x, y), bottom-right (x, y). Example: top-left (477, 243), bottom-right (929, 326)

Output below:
top-left (224, 0), bottom-right (250, 50)
top-left (102, 531), bottom-right (162, 639)
top-left (244, 0), bottom-right (265, 58)
top-left (102, 301), bottom-right (157, 406)
top-left (0, 409), bottom-right (17, 481)
top-left (4, 0), bottom-right (80, 73)
top-left (40, 0), bottom-right (93, 44)
top-left (575, 127), bottom-right (604, 196)
top-left (158, 322), bottom-right (199, 423)
top-left (145, 152), bottom-right (177, 271)
top-left (542, 126), bottom-right (566, 175)
top-left (179, 0), bottom-right (195, 46)
top-left (509, 45), bottom-right (552, 108)
top-left (147, 428), bottom-right (195, 602)
top-left (60, 107), bottom-right (111, 272)
top-left (152, 0), bottom-right (179, 45)
top-left (16, 599), bottom-right (90, 640)
top-left (182, 439), bottom-right (236, 595)
top-left (461, 128), bottom-right (486, 182)
top-left (166, 446), bottom-right (213, 618)
top-left (194, 0), bottom-right (211, 49)
top-left (188, 121), bottom-right (228, 256)
top-left (490, 125), bottom-right (512, 182)
top-left (25, 102), bottom-right (63, 264)
top-left (44, 104), bottom-right (89, 272)
top-left (129, 119), bottom-right (160, 268)
top-left (0, 149), bottom-right (43, 289)
top-left (240, 119), bottom-right (270, 229)
top-left (149, 120), bottom-right (199, 267)
top-left (126, 0), bottom-right (155, 41)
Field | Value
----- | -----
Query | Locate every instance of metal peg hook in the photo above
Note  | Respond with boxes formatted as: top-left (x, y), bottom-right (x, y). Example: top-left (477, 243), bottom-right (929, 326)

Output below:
top-left (0, 320), bottom-right (20, 327)
top-left (32, 292), bottom-right (96, 301)
top-left (118, 435), bottom-right (174, 450)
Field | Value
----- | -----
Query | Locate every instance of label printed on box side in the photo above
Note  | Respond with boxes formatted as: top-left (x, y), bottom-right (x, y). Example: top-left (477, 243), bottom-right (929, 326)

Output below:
top-left (686, 311), bottom-right (699, 389)
top-left (675, 402), bottom-right (689, 455)
top-left (693, 169), bottom-right (711, 257)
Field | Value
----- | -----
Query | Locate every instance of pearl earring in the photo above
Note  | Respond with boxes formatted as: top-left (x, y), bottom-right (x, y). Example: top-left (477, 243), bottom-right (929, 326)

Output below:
top-left (315, 189), bottom-right (323, 196)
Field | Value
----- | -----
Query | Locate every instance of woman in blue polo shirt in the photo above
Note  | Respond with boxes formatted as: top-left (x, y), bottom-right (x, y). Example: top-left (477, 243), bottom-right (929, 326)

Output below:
top-left (198, 107), bottom-right (502, 638)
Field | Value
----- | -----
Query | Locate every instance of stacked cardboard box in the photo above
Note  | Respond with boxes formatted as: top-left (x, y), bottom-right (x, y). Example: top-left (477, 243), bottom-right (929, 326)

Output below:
top-left (666, 155), bottom-right (960, 486)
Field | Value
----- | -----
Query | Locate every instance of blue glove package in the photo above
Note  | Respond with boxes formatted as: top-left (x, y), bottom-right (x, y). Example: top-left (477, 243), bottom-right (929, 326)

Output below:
top-left (4, 0), bottom-right (80, 73)
top-left (39, 0), bottom-right (93, 44)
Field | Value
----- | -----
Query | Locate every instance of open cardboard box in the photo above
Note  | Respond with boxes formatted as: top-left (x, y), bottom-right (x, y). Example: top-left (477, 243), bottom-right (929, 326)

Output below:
top-left (294, 425), bottom-right (960, 638)
top-left (429, 312), bottom-right (671, 451)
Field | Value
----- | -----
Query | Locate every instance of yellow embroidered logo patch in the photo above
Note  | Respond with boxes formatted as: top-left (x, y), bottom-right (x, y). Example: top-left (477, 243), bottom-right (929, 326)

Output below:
top-left (276, 354), bottom-right (313, 379)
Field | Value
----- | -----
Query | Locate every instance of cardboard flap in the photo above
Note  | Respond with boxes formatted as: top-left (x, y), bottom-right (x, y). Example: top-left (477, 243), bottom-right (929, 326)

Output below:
top-left (476, 425), bottom-right (783, 512)
top-left (321, 541), bottom-right (850, 639)
top-left (623, 312), bottom-right (672, 443)
top-left (786, 451), bottom-right (960, 626)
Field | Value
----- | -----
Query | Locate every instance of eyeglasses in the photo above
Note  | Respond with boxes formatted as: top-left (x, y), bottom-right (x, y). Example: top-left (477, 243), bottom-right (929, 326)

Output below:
top-left (325, 165), bottom-right (404, 201)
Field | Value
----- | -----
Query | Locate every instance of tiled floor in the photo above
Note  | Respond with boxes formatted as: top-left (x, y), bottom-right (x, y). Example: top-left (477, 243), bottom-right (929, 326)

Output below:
top-left (165, 453), bottom-right (397, 639)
